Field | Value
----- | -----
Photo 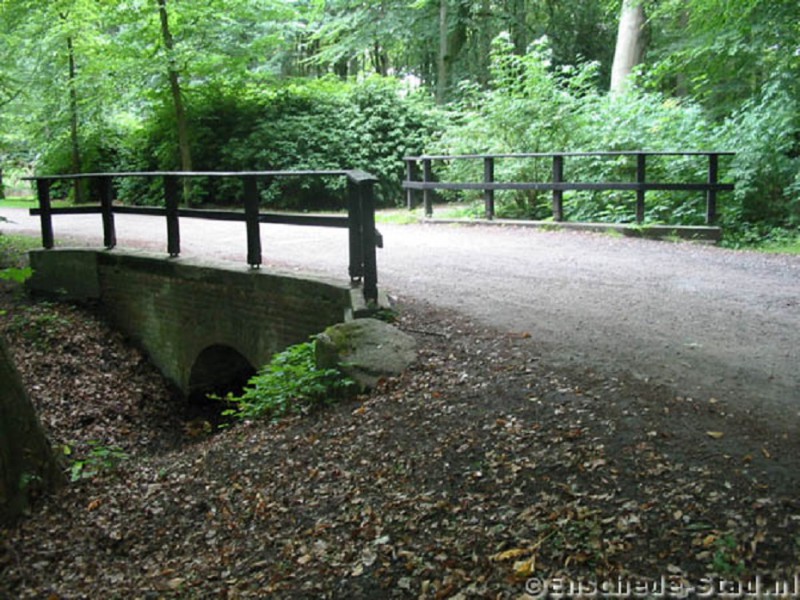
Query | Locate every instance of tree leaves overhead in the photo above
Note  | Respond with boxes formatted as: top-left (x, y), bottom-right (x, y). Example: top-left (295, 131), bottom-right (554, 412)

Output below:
top-left (649, 0), bottom-right (800, 116)
top-left (0, 0), bottom-right (797, 232)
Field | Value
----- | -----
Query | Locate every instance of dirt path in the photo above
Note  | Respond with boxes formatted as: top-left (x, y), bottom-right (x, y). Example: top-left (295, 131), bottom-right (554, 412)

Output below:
top-left (3, 207), bottom-right (798, 429)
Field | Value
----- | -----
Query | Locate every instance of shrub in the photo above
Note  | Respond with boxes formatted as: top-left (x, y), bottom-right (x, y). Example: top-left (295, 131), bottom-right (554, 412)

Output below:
top-left (219, 340), bottom-right (354, 422)
top-left (430, 34), bottom-right (588, 218)
top-left (568, 91), bottom-right (720, 225)
top-left (715, 80), bottom-right (800, 231)
top-left (116, 77), bottom-right (438, 209)
top-left (36, 124), bottom-right (126, 203)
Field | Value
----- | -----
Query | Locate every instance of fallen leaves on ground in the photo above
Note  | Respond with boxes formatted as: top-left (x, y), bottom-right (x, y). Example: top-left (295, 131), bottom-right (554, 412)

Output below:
top-left (1, 291), bottom-right (799, 598)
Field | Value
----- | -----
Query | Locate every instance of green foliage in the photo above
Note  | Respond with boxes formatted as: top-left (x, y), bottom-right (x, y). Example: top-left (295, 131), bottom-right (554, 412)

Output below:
top-left (432, 35), bottom-right (723, 224)
top-left (567, 90), bottom-right (720, 225)
top-left (430, 33), bottom-right (799, 236)
top-left (219, 340), bottom-right (354, 422)
top-left (431, 34), bottom-right (590, 218)
top-left (3, 0), bottom-right (798, 241)
top-left (649, 0), bottom-right (800, 119)
top-left (0, 266), bottom-right (32, 284)
top-left (758, 236), bottom-right (800, 256)
top-left (37, 124), bottom-right (126, 202)
top-left (710, 534), bottom-right (745, 577)
top-left (0, 233), bottom-right (40, 265)
top-left (0, 234), bottom-right (35, 293)
top-left (65, 441), bottom-right (129, 482)
top-left (715, 81), bottom-right (800, 230)
top-left (117, 77), bottom-right (438, 208)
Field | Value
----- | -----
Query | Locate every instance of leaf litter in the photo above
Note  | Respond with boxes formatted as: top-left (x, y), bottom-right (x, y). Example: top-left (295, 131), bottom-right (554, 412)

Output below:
top-left (1, 292), bottom-right (799, 598)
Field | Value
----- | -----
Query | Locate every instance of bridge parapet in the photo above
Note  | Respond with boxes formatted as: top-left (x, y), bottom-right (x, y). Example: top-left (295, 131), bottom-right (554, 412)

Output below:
top-left (25, 169), bottom-right (380, 305)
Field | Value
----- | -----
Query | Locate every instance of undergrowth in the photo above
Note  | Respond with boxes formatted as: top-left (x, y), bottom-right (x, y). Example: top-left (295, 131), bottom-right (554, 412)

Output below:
top-left (216, 340), bottom-right (354, 423)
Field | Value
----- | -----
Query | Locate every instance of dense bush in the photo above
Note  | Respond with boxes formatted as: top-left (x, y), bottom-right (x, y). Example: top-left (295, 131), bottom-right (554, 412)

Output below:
top-left (113, 77), bottom-right (437, 209)
top-left (33, 37), bottom-right (798, 239)
top-left (430, 35), bottom-right (799, 236)
top-left (429, 34), bottom-right (586, 219)
top-left (566, 91), bottom-right (720, 225)
top-left (36, 124), bottom-right (125, 203)
top-left (715, 80), bottom-right (800, 230)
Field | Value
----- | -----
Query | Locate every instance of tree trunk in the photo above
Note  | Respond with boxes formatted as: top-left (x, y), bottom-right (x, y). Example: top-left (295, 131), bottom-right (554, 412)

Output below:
top-left (476, 0), bottom-right (493, 85)
top-left (610, 0), bottom-right (647, 94)
top-left (436, 0), bottom-right (449, 103)
top-left (157, 0), bottom-right (193, 200)
top-left (436, 0), bottom-right (467, 104)
top-left (0, 336), bottom-right (64, 525)
top-left (509, 0), bottom-right (528, 55)
top-left (66, 34), bottom-right (84, 204)
top-left (372, 41), bottom-right (389, 76)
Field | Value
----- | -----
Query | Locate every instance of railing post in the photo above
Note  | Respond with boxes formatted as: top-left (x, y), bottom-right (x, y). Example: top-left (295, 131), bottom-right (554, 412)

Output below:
top-left (406, 159), bottom-right (418, 210)
top-left (359, 178), bottom-right (378, 304)
top-left (99, 175), bottom-right (116, 249)
top-left (163, 175), bottom-right (181, 257)
top-left (348, 179), bottom-right (364, 282)
top-left (422, 158), bottom-right (433, 218)
top-left (35, 179), bottom-right (54, 249)
top-left (706, 153), bottom-right (719, 225)
top-left (552, 154), bottom-right (564, 222)
top-left (484, 157), bottom-right (495, 220)
top-left (636, 153), bottom-right (646, 224)
top-left (242, 175), bottom-right (262, 268)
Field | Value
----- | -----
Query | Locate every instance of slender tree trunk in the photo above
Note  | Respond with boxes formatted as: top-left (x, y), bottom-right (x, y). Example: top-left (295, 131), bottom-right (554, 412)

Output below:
top-left (476, 0), bottom-right (492, 85)
top-left (436, 0), bottom-right (467, 103)
top-left (157, 0), bottom-right (193, 200)
top-left (510, 0), bottom-right (528, 55)
top-left (372, 41), bottom-right (389, 76)
top-left (436, 0), bottom-right (449, 103)
top-left (66, 34), bottom-right (84, 203)
top-left (610, 0), bottom-right (647, 94)
top-left (0, 336), bottom-right (64, 525)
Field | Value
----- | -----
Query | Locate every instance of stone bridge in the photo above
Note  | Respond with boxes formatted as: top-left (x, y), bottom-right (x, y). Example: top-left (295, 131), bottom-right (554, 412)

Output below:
top-left (27, 248), bottom-right (363, 397)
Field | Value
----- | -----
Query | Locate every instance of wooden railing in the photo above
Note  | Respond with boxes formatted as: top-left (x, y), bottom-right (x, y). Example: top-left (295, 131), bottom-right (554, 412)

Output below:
top-left (24, 170), bottom-right (380, 303)
top-left (403, 151), bottom-right (734, 225)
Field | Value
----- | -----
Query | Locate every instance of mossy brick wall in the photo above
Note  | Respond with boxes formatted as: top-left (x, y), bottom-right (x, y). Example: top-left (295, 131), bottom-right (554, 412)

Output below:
top-left (28, 249), bottom-right (352, 394)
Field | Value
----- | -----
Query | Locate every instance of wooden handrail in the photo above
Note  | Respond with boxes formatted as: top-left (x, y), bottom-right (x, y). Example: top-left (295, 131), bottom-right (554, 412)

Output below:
top-left (403, 151), bottom-right (734, 225)
top-left (24, 170), bottom-right (380, 304)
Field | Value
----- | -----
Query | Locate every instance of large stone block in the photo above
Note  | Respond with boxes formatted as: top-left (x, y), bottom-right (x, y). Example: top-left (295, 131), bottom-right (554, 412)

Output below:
top-left (315, 318), bottom-right (417, 390)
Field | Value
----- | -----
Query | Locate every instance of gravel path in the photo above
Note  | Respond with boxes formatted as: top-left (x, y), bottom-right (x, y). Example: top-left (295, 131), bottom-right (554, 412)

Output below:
top-left (3, 207), bottom-right (798, 427)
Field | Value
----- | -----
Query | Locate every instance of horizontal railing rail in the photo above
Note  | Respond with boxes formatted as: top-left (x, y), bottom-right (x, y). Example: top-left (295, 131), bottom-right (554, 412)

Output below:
top-left (403, 151), bottom-right (735, 225)
top-left (24, 170), bottom-right (379, 303)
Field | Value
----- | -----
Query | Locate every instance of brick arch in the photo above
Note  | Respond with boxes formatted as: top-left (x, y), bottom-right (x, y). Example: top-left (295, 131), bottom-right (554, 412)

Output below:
top-left (188, 344), bottom-right (256, 398)
top-left (28, 249), bottom-right (355, 396)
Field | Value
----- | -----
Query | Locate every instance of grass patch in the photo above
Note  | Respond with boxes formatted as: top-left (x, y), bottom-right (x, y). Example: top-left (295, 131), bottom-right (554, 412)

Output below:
top-left (428, 202), bottom-right (484, 220)
top-left (1, 196), bottom-right (37, 208)
top-left (757, 239), bottom-right (800, 254)
top-left (0, 196), bottom-right (73, 209)
top-left (375, 209), bottom-right (423, 225)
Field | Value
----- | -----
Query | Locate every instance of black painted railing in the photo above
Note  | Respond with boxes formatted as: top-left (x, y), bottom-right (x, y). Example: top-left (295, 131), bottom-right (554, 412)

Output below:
top-left (403, 151), bottom-right (734, 225)
top-left (24, 170), bottom-right (380, 303)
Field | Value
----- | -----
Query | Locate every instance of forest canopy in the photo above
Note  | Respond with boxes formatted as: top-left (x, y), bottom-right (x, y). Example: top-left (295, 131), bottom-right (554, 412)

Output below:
top-left (0, 0), bottom-right (798, 241)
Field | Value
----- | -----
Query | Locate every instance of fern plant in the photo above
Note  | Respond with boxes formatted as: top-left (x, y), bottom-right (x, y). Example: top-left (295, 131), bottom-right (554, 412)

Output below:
top-left (219, 341), bottom-right (354, 422)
